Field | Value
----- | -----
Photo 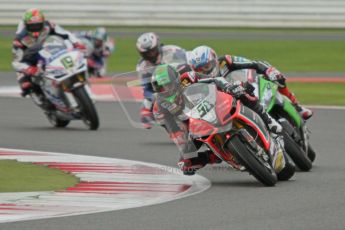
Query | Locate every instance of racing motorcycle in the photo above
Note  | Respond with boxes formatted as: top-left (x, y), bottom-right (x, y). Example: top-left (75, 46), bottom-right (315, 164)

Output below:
top-left (24, 36), bottom-right (100, 130)
top-left (226, 70), bottom-right (315, 171)
top-left (75, 36), bottom-right (106, 78)
top-left (181, 82), bottom-right (295, 186)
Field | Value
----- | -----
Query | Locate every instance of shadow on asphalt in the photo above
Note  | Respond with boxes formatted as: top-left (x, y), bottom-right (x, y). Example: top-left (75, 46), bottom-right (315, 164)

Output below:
top-left (211, 179), bottom-right (265, 188)
top-left (15, 125), bottom-right (95, 132)
top-left (139, 141), bottom-right (175, 147)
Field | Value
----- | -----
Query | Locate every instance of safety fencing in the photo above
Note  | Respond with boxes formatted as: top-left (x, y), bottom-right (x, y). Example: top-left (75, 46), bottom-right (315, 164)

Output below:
top-left (1, 0), bottom-right (345, 28)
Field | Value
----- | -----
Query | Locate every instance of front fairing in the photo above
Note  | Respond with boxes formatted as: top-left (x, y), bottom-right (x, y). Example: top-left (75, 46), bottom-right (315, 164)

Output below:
top-left (252, 73), bottom-right (301, 127)
top-left (43, 50), bottom-right (87, 81)
top-left (225, 69), bottom-right (278, 112)
top-left (226, 69), bottom-right (302, 128)
top-left (183, 83), bottom-right (217, 123)
top-left (39, 36), bottom-right (87, 81)
top-left (183, 83), bottom-right (234, 138)
top-left (258, 77), bottom-right (279, 112)
top-left (38, 36), bottom-right (88, 114)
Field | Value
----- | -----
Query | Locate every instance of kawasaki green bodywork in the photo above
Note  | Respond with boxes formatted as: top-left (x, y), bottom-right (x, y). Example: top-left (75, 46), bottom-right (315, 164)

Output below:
top-left (258, 77), bottom-right (302, 128)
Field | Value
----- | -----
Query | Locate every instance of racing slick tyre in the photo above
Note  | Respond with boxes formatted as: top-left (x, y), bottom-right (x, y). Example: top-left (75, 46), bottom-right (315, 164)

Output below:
top-left (226, 135), bottom-right (277, 186)
top-left (281, 130), bottom-right (312, 171)
top-left (73, 86), bottom-right (100, 130)
top-left (307, 143), bottom-right (316, 163)
top-left (46, 113), bottom-right (70, 128)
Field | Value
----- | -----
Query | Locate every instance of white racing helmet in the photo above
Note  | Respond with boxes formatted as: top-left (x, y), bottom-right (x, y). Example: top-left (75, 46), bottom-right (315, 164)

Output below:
top-left (190, 46), bottom-right (219, 78)
top-left (136, 32), bottom-right (162, 64)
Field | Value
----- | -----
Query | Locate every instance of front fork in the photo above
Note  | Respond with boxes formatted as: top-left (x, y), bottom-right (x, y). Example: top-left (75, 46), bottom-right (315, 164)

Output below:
top-left (300, 123), bottom-right (309, 153)
top-left (268, 133), bottom-right (287, 173)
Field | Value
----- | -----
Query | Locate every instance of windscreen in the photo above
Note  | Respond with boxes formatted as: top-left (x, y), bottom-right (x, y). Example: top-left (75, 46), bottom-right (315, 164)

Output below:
top-left (42, 36), bottom-right (68, 56)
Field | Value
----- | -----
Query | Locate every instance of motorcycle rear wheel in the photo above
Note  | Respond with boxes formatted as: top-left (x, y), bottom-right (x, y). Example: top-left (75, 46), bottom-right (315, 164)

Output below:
top-left (226, 135), bottom-right (277, 186)
top-left (73, 87), bottom-right (100, 130)
top-left (277, 112), bottom-right (313, 171)
top-left (281, 130), bottom-right (312, 171)
top-left (307, 143), bottom-right (316, 163)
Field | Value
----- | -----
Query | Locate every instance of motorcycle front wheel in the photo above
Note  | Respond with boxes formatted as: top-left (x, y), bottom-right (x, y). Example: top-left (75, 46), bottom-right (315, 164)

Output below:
top-left (73, 86), bottom-right (100, 130)
top-left (46, 113), bottom-right (70, 128)
top-left (226, 135), bottom-right (277, 186)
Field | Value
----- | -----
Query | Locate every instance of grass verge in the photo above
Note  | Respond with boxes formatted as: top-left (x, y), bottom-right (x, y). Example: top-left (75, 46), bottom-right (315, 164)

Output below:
top-left (0, 160), bottom-right (79, 192)
top-left (288, 82), bottom-right (345, 106)
top-left (1, 33), bottom-right (345, 72)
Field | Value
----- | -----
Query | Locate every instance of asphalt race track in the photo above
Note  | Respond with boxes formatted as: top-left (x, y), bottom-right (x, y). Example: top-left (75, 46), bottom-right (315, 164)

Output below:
top-left (0, 73), bottom-right (345, 230)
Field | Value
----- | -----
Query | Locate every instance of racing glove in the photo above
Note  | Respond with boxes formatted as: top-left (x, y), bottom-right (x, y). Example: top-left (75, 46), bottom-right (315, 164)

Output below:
top-left (179, 71), bottom-right (198, 88)
top-left (265, 66), bottom-right (285, 82)
top-left (24, 66), bottom-right (40, 77)
top-left (224, 80), bottom-right (246, 98)
top-left (73, 42), bottom-right (86, 50)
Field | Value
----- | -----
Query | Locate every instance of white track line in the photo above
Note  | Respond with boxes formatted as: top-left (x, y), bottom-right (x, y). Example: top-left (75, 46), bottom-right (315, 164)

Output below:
top-left (0, 148), bottom-right (210, 223)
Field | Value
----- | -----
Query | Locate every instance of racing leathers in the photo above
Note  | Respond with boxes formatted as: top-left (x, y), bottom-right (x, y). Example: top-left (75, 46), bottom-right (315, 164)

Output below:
top-left (136, 45), bottom-right (187, 129)
top-left (12, 20), bottom-right (83, 97)
top-left (218, 55), bottom-right (313, 120)
top-left (152, 88), bottom-right (222, 176)
top-left (75, 30), bottom-right (115, 77)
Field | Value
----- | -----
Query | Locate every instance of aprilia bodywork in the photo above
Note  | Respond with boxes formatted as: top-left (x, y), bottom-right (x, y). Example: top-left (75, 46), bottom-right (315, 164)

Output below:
top-left (182, 83), bottom-right (290, 186)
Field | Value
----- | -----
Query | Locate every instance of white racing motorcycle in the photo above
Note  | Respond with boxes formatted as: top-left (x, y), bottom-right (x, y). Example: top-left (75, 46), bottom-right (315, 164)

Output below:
top-left (26, 36), bottom-right (100, 130)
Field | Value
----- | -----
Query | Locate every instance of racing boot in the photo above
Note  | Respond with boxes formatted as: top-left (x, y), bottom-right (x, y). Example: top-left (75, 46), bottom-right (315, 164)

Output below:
top-left (140, 99), bottom-right (154, 129)
top-left (278, 86), bottom-right (313, 120)
top-left (252, 102), bottom-right (282, 134)
top-left (294, 103), bottom-right (313, 120)
top-left (178, 150), bottom-right (222, 176)
top-left (264, 112), bottom-right (283, 134)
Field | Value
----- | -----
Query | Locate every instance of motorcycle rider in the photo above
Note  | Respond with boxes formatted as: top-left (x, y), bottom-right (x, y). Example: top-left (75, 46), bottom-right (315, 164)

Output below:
top-left (75, 27), bottom-right (115, 77)
top-left (151, 64), bottom-right (222, 175)
top-left (189, 45), bottom-right (313, 120)
top-left (12, 8), bottom-right (86, 97)
top-left (151, 64), bottom-right (285, 175)
top-left (136, 32), bottom-right (187, 129)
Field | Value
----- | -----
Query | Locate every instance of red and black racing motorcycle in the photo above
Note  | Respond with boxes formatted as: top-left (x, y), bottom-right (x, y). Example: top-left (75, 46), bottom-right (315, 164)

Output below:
top-left (182, 82), bottom-right (295, 186)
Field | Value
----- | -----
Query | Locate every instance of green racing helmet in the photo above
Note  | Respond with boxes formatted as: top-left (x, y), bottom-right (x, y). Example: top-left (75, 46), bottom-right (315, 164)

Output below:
top-left (151, 64), bottom-right (180, 101)
top-left (23, 8), bottom-right (45, 38)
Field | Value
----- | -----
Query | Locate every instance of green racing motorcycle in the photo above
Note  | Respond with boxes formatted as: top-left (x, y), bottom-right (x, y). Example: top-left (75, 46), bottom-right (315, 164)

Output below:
top-left (226, 69), bottom-right (316, 171)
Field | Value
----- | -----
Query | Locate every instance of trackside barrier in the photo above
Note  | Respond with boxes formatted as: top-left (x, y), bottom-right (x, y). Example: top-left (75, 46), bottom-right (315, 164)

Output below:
top-left (1, 0), bottom-right (345, 28)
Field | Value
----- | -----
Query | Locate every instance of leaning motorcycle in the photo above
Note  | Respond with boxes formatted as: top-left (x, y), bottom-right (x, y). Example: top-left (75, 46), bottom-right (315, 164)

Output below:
top-left (26, 36), bottom-right (100, 130)
top-left (226, 70), bottom-right (315, 171)
top-left (179, 82), bottom-right (295, 186)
